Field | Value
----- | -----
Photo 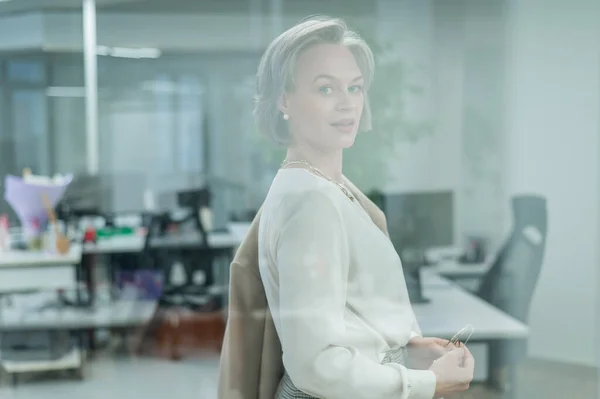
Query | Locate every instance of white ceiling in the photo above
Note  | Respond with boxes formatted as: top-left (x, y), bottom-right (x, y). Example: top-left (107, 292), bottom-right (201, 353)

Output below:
top-left (0, 0), bottom-right (375, 16)
top-left (0, 0), bottom-right (143, 14)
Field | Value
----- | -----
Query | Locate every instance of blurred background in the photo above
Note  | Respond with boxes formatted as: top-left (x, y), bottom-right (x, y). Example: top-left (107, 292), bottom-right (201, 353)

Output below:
top-left (0, 0), bottom-right (598, 398)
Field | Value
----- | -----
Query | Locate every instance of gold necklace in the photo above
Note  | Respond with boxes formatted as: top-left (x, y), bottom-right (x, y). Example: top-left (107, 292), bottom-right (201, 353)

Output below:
top-left (280, 159), bottom-right (356, 202)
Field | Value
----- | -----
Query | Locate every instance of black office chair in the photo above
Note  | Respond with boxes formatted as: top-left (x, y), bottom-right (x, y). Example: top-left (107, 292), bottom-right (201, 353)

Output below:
top-left (477, 195), bottom-right (548, 392)
top-left (142, 210), bottom-right (220, 312)
top-left (137, 209), bottom-right (227, 359)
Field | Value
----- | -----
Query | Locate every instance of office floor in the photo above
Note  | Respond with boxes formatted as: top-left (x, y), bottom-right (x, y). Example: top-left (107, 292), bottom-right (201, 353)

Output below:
top-left (0, 353), bottom-right (596, 399)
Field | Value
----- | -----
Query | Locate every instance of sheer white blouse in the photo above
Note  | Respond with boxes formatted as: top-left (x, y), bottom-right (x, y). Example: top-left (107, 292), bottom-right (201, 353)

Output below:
top-left (258, 169), bottom-right (437, 399)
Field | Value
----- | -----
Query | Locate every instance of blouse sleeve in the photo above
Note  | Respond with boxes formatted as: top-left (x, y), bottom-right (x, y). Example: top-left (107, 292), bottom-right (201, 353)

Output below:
top-left (410, 311), bottom-right (424, 340)
top-left (273, 190), bottom-right (436, 399)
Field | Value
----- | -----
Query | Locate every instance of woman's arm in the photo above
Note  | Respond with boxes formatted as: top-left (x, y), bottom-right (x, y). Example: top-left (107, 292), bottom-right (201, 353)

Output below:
top-left (274, 190), bottom-right (436, 399)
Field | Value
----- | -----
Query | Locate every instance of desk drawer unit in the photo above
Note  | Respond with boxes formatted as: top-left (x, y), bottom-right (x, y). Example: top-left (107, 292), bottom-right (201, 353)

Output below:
top-left (0, 265), bottom-right (77, 293)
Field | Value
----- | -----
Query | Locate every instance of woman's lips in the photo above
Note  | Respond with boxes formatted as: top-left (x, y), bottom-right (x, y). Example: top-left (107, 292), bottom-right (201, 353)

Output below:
top-left (331, 119), bottom-right (355, 133)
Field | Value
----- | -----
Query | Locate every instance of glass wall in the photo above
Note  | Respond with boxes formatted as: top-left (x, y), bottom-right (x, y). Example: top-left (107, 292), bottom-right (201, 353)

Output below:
top-left (0, 1), bottom-right (599, 399)
top-left (0, 3), bottom-right (87, 221)
top-left (93, 53), bottom-right (262, 219)
top-left (92, 0), bottom-right (377, 224)
top-left (49, 53), bottom-right (88, 175)
top-left (0, 57), bottom-right (50, 178)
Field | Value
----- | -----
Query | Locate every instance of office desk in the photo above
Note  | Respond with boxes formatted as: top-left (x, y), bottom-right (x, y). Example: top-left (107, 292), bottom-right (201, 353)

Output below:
top-left (0, 299), bottom-right (156, 331)
top-left (424, 260), bottom-right (491, 292)
top-left (0, 248), bottom-right (82, 293)
top-left (82, 233), bottom-right (240, 254)
top-left (420, 269), bottom-right (454, 289)
top-left (0, 247), bottom-right (81, 268)
top-left (0, 247), bottom-right (88, 382)
top-left (415, 276), bottom-right (528, 340)
top-left (427, 260), bottom-right (490, 278)
top-left (0, 300), bottom-right (156, 382)
top-left (416, 273), bottom-right (527, 395)
top-left (82, 224), bottom-right (250, 255)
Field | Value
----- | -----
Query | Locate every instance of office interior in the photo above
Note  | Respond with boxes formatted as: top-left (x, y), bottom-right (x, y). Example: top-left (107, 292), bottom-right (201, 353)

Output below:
top-left (0, 0), bottom-right (599, 398)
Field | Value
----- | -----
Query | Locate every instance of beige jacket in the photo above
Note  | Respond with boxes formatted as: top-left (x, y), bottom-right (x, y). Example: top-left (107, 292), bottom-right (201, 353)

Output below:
top-left (218, 179), bottom-right (389, 399)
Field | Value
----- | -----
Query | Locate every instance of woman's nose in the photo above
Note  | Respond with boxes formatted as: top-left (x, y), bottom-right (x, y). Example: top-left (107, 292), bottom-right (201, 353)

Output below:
top-left (336, 92), bottom-right (356, 111)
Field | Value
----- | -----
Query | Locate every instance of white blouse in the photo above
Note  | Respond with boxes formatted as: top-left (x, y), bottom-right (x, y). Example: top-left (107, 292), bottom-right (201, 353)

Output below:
top-left (258, 169), bottom-right (437, 399)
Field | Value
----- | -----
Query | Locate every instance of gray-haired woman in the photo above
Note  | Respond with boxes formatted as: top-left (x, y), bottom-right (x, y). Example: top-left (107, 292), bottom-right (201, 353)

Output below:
top-left (256, 16), bottom-right (474, 399)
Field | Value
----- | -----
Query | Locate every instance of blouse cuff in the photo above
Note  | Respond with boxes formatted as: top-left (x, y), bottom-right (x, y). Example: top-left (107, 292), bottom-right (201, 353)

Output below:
top-left (406, 369), bottom-right (437, 399)
top-left (385, 364), bottom-right (436, 399)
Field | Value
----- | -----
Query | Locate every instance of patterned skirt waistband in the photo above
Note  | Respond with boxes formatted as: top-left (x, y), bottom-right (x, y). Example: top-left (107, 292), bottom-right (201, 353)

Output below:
top-left (275, 347), bottom-right (407, 399)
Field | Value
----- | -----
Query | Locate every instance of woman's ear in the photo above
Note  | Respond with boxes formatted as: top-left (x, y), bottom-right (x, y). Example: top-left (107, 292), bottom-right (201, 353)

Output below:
top-left (278, 93), bottom-right (290, 117)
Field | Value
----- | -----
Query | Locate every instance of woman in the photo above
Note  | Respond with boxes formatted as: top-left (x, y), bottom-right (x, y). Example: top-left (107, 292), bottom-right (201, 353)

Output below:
top-left (255, 16), bottom-right (474, 399)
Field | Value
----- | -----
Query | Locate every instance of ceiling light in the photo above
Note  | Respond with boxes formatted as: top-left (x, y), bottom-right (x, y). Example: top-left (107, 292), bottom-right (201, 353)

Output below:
top-left (46, 87), bottom-right (86, 98)
top-left (96, 45), bottom-right (161, 59)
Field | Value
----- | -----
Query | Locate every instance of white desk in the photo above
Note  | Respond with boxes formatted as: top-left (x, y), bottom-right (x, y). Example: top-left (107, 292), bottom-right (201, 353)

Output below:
top-left (0, 247), bottom-right (87, 380)
top-left (415, 277), bottom-right (528, 340)
top-left (417, 273), bottom-right (527, 384)
top-left (0, 299), bottom-right (156, 380)
top-left (82, 227), bottom-right (248, 255)
top-left (0, 299), bottom-right (156, 331)
top-left (0, 248), bottom-right (83, 293)
top-left (426, 260), bottom-right (490, 279)
top-left (420, 269), bottom-right (454, 289)
top-left (0, 247), bottom-right (81, 268)
top-left (424, 261), bottom-right (491, 292)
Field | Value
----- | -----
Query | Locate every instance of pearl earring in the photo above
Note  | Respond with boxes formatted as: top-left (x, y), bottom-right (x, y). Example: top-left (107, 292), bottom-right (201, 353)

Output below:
top-left (283, 113), bottom-right (289, 120)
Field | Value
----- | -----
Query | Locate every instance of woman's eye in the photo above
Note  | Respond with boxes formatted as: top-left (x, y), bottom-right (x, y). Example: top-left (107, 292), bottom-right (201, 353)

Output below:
top-left (319, 86), bottom-right (333, 95)
top-left (349, 85), bottom-right (363, 93)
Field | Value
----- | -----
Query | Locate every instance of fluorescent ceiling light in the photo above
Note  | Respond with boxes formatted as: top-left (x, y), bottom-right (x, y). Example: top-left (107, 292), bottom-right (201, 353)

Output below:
top-left (46, 86), bottom-right (86, 98)
top-left (141, 80), bottom-right (204, 95)
top-left (97, 45), bottom-right (161, 59)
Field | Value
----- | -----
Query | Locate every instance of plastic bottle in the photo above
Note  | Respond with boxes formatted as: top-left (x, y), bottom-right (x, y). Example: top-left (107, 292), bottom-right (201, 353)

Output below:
top-left (0, 214), bottom-right (9, 252)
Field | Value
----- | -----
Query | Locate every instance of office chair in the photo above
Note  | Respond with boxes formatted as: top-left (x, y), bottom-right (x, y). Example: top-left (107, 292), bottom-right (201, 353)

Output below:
top-left (477, 195), bottom-right (548, 392)
top-left (142, 210), bottom-right (219, 311)
top-left (477, 195), bottom-right (547, 319)
top-left (139, 209), bottom-right (226, 360)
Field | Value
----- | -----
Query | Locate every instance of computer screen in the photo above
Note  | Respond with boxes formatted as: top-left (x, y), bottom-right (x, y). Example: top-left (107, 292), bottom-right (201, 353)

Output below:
top-left (379, 190), bottom-right (454, 258)
top-left (61, 173), bottom-right (146, 215)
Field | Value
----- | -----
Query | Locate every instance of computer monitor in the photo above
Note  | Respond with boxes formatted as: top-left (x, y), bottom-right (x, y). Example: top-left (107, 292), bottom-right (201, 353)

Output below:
top-left (60, 174), bottom-right (105, 215)
top-left (59, 173), bottom-right (146, 219)
top-left (378, 190), bottom-right (454, 256)
top-left (378, 190), bottom-right (454, 304)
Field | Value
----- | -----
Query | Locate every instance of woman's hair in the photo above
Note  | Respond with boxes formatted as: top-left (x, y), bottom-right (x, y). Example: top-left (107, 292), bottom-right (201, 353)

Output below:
top-left (254, 15), bottom-right (375, 146)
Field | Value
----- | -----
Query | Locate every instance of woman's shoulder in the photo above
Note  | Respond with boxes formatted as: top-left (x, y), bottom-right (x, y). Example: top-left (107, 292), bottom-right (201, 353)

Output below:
top-left (270, 168), bottom-right (339, 197)
top-left (264, 169), bottom-right (342, 217)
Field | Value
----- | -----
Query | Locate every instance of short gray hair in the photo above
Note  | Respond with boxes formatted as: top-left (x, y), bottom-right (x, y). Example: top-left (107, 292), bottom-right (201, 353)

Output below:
top-left (254, 15), bottom-right (375, 146)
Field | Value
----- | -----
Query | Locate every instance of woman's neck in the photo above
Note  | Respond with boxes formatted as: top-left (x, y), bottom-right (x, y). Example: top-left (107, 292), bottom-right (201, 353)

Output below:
top-left (285, 146), bottom-right (343, 183)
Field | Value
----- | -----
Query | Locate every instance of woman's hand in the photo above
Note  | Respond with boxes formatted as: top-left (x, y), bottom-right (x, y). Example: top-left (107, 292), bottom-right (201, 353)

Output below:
top-left (429, 347), bottom-right (475, 398)
top-left (407, 336), bottom-right (457, 369)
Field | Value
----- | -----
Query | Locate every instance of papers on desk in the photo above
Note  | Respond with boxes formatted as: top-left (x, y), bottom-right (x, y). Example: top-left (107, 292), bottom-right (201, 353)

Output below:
top-left (424, 246), bottom-right (463, 264)
top-left (426, 260), bottom-right (490, 278)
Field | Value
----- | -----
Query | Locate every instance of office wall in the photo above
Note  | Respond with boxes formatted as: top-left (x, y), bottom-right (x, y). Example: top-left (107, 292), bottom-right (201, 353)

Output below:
top-left (379, 0), bottom-right (459, 196)
top-left (380, 0), bottom-right (507, 249)
top-left (380, 0), bottom-right (600, 367)
top-left (504, 0), bottom-right (600, 367)
top-left (0, 13), bottom-right (44, 51)
top-left (459, 0), bottom-right (507, 251)
top-left (40, 12), bottom-right (372, 53)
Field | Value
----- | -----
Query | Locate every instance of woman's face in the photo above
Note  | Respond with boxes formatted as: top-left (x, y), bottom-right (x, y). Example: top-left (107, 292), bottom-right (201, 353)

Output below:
top-left (280, 43), bottom-right (365, 152)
